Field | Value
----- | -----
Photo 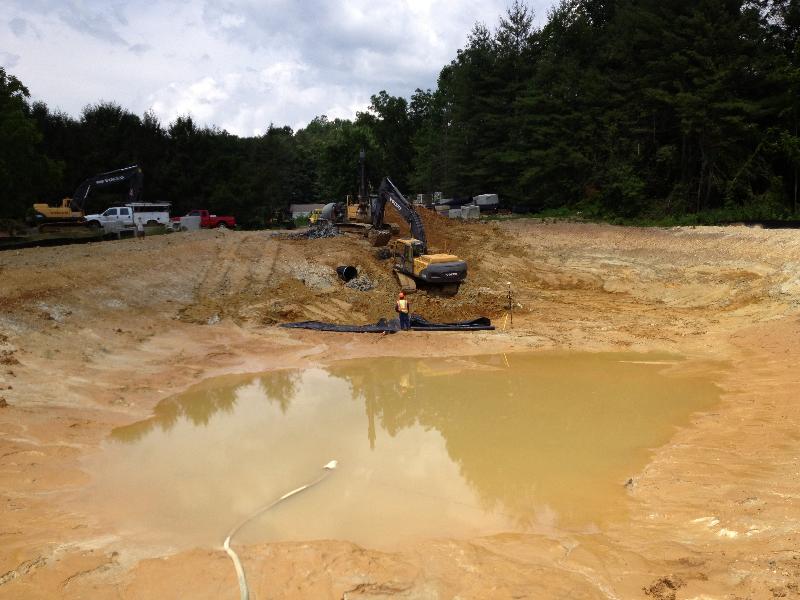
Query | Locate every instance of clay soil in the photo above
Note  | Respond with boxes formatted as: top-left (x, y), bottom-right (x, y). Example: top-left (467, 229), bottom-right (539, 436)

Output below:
top-left (2, 215), bottom-right (800, 599)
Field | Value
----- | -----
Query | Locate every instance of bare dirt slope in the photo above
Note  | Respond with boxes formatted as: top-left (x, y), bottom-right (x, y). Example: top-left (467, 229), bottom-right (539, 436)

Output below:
top-left (1, 220), bottom-right (800, 599)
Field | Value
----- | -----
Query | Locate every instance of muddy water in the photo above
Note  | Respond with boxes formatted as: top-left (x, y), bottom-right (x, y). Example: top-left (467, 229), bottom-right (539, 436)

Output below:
top-left (80, 353), bottom-right (720, 550)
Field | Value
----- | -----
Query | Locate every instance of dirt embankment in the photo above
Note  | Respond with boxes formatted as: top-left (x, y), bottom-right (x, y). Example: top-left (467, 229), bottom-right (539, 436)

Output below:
top-left (1, 220), bottom-right (800, 598)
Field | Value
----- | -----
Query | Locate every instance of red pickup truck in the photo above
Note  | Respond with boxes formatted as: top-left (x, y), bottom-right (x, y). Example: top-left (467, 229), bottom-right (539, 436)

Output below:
top-left (172, 209), bottom-right (236, 229)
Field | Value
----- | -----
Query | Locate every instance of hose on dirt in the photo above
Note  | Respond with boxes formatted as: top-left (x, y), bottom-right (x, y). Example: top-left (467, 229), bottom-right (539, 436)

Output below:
top-left (223, 460), bottom-right (338, 600)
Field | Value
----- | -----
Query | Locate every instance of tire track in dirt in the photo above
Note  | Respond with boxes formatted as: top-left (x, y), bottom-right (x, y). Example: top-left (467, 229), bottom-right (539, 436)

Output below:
top-left (179, 234), bottom-right (250, 323)
top-left (194, 234), bottom-right (251, 299)
top-left (246, 234), bottom-right (281, 295)
top-left (180, 233), bottom-right (285, 324)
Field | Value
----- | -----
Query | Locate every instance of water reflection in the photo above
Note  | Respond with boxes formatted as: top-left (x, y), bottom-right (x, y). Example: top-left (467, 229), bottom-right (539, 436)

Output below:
top-left (331, 354), bottom-right (720, 523)
top-left (99, 353), bottom-right (720, 546)
top-left (113, 370), bottom-right (299, 442)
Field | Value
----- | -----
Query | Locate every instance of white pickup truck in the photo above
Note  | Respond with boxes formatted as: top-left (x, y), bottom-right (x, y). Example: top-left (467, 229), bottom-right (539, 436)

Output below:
top-left (84, 203), bottom-right (171, 232)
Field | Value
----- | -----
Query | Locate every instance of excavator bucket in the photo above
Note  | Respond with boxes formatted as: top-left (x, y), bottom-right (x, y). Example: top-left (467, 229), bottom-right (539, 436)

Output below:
top-left (394, 271), bottom-right (417, 293)
top-left (367, 228), bottom-right (392, 247)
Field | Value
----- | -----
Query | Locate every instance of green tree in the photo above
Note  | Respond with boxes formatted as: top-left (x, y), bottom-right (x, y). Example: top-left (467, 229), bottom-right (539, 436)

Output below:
top-left (0, 68), bottom-right (61, 219)
top-left (358, 91), bottom-right (414, 189)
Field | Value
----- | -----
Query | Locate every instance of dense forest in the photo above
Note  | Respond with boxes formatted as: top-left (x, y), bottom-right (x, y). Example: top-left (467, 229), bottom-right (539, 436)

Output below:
top-left (1, 0), bottom-right (799, 226)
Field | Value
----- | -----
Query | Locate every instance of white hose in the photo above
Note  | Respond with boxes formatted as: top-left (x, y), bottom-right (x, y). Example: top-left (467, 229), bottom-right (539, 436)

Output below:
top-left (223, 460), bottom-right (338, 600)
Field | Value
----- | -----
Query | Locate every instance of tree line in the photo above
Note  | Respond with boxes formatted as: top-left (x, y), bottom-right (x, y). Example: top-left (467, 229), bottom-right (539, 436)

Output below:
top-left (1, 0), bottom-right (798, 226)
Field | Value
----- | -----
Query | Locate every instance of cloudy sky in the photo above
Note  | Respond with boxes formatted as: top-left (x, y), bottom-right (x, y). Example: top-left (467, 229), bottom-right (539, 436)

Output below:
top-left (3, 1), bottom-right (553, 136)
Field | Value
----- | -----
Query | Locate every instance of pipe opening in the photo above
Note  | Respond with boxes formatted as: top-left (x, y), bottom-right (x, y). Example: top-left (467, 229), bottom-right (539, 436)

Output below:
top-left (336, 265), bottom-right (358, 282)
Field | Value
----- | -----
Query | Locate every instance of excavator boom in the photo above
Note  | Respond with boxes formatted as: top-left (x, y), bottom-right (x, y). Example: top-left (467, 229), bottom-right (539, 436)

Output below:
top-left (69, 165), bottom-right (143, 212)
top-left (372, 177), bottom-right (427, 251)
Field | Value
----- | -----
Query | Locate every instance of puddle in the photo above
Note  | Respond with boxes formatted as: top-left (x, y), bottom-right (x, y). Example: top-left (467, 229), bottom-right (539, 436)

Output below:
top-left (80, 353), bottom-right (721, 549)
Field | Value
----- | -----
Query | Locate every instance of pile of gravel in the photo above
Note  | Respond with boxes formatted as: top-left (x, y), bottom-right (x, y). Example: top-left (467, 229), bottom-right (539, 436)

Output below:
top-left (306, 223), bottom-right (340, 239)
top-left (283, 222), bottom-right (340, 240)
top-left (290, 261), bottom-right (336, 290)
top-left (345, 274), bottom-right (375, 291)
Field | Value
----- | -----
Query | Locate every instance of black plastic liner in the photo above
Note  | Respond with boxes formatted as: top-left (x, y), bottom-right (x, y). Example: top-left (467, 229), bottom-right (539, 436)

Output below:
top-left (410, 316), bottom-right (494, 331)
top-left (281, 314), bottom-right (494, 333)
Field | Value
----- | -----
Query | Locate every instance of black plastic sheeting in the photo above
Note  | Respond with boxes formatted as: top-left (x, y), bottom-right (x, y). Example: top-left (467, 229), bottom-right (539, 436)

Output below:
top-left (281, 314), bottom-right (494, 333)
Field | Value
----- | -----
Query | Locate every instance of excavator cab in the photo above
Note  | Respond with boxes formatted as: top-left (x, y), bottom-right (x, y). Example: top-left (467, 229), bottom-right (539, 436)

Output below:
top-left (392, 238), bottom-right (423, 274)
top-left (398, 239), bottom-right (424, 260)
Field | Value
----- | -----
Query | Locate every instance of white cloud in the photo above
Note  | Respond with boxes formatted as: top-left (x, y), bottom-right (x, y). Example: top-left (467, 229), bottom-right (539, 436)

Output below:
top-left (150, 76), bottom-right (231, 123)
top-left (4, 0), bottom-right (554, 135)
top-left (219, 13), bottom-right (245, 29)
top-left (0, 51), bottom-right (21, 69)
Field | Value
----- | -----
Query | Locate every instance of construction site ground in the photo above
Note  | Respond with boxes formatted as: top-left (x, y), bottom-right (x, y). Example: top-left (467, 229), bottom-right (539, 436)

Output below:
top-left (2, 213), bottom-right (800, 599)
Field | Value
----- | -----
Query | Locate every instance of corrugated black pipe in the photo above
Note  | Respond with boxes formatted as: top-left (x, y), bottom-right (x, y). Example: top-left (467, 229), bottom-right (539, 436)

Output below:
top-left (336, 266), bottom-right (357, 282)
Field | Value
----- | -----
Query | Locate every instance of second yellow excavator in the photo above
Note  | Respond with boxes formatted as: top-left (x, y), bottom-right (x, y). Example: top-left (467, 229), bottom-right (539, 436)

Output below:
top-left (319, 149), bottom-right (397, 246)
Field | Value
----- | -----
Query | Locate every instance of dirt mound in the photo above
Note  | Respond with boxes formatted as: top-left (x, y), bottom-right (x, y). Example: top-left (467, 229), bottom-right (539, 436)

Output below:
top-left (161, 213), bottom-right (515, 327)
top-left (5, 216), bottom-right (797, 338)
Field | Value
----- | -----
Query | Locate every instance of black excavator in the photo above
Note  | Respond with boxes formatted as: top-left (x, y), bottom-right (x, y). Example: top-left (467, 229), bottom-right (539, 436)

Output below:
top-left (32, 165), bottom-right (144, 229)
top-left (372, 177), bottom-right (467, 295)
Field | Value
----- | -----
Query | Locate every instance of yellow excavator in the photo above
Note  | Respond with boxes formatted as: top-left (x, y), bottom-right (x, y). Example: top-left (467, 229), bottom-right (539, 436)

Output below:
top-left (319, 149), bottom-right (397, 246)
top-left (373, 177), bottom-right (467, 296)
top-left (32, 165), bottom-right (143, 230)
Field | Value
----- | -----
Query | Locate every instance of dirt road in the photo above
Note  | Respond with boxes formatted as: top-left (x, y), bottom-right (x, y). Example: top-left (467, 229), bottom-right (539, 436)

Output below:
top-left (1, 218), bottom-right (800, 598)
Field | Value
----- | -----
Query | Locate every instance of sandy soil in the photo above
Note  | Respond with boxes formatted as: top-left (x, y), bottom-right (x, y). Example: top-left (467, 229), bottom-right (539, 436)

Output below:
top-left (1, 216), bottom-right (800, 599)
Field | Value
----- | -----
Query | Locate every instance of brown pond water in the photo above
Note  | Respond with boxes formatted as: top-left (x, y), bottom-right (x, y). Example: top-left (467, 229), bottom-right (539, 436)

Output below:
top-left (79, 353), bottom-right (721, 550)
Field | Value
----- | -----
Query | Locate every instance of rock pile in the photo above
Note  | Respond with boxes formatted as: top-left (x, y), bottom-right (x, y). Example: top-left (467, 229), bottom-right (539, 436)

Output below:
top-left (306, 223), bottom-right (340, 239)
top-left (345, 274), bottom-right (375, 291)
top-left (283, 222), bottom-right (340, 240)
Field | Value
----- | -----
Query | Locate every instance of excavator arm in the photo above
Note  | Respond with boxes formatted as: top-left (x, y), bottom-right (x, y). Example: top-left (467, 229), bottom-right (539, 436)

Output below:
top-left (372, 177), bottom-right (427, 252)
top-left (69, 165), bottom-right (144, 212)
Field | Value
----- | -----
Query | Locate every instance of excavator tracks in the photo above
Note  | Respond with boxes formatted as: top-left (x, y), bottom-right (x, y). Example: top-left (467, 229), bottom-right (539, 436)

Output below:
top-left (394, 271), bottom-right (461, 296)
